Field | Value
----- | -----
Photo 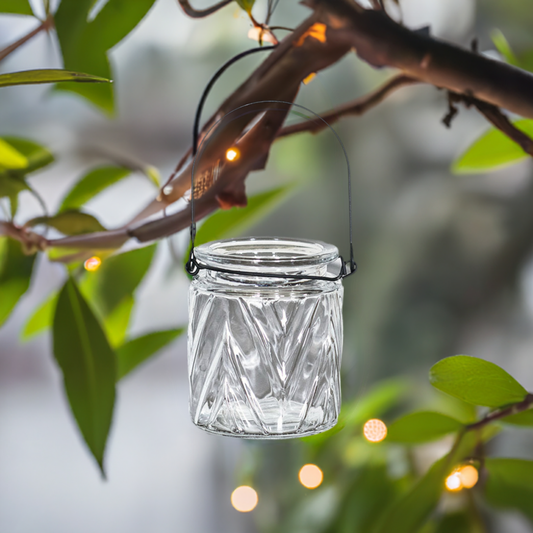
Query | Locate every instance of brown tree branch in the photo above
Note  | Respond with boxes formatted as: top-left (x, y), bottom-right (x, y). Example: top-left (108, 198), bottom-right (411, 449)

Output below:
top-left (0, 14), bottom-right (54, 63)
top-left (277, 74), bottom-right (418, 138)
top-left (466, 394), bottom-right (533, 432)
top-left (177, 0), bottom-right (233, 18)
top-left (447, 91), bottom-right (533, 158)
top-left (35, 0), bottom-right (533, 254)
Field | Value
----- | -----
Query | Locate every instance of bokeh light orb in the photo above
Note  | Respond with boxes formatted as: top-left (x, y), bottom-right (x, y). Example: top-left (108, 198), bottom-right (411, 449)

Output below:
top-left (363, 419), bottom-right (388, 443)
top-left (299, 464), bottom-right (323, 489)
top-left (458, 465), bottom-right (479, 489)
top-left (84, 256), bottom-right (102, 272)
top-left (231, 486), bottom-right (258, 512)
top-left (445, 472), bottom-right (463, 492)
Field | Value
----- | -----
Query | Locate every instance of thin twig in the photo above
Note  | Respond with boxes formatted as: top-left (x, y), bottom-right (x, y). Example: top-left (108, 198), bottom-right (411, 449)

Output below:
top-left (0, 14), bottom-right (54, 63)
top-left (277, 75), bottom-right (418, 138)
top-left (466, 394), bottom-right (533, 432)
top-left (448, 91), bottom-right (533, 157)
top-left (177, 0), bottom-right (232, 18)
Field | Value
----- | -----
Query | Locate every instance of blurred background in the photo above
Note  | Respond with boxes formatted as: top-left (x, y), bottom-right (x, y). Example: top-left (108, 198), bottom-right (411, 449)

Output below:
top-left (1, 0), bottom-right (533, 531)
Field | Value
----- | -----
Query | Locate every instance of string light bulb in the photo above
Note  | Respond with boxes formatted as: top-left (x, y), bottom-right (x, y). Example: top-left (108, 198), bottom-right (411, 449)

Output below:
top-left (231, 486), bottom-right (258, 512)
top-left (226, 147), bottom-right (240, 162)
top-left (363, 419), bottom-right (388, 443)
top-left (299, 464), bottom-right (323, 489)
top-left (84, 256), bottom-right (102, 272)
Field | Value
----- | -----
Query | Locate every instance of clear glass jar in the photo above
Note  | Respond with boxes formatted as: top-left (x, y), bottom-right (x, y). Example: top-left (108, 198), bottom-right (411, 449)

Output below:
top-left (187, 237), bottom-right (344, 439)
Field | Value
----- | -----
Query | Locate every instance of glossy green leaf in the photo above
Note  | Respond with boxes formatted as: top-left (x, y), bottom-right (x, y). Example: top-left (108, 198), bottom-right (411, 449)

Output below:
top-left (0, 69), bottom-right (110, 88)
top-left (485, 458), bottom-right (533, 522)
top-left (430, 355), bottom-right (527, 408)
top-left (452, 119), bottom-right (533, 174)
top-left (387, 411), bottom-right (463, 444)
top-left (54, 0), bottom-right (157, 113)
top-left (0, 139), bottom-right (28, 169)
top-left (1, 137), bottom-right (54, 174)
top-left (0, 0), bottom-right (33, 15)
top-left (236, 0), bottom-right (255, 13)
top-left (190, 186), bottom-right (293, 263)
top-left (27, 211), bottom-right (106, 235)
top-left (53, 277), bottom-right (116, 475)
top-left (81, 244), bottom-right (156, 316)
top-left (0, 238), bottom-right (36, 327)
top-left (502, 408), bottom-right (533, 427)
top-left (21, 291), bottom-right (57, 340)
top-left (59, 166), bottom-right (131, 212)
top-left (104, 295), bottom-right (134, 348)
top-left (491, 29), bottom-right (520, 66)
top-left (117, 328), bottom-right (184, 379)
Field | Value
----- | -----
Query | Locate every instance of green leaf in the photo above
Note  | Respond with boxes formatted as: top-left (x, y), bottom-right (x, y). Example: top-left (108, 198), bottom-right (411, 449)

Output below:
top-left (452, 119), bottom-right (533, 174)
top-left (373, 455), bottom-right (448, 533)
top-left (117, 328), bottom-right (184, 379)
top-left (103, 295), bottom-right (134, 348)
top-left (335, 466), bottom-right (400, 533)
top-left (21, 291), bottom-right (57, 340)
top-left (0, 0), bottom-right (33, 15)
top-left (1, 137), bottom-right (54, 174)
top-left (0, 174), bottom-right (29, 199)
top-left (0, 69), bottom-right (110, 88)
top-left (0, 139), bottom-right (28, 169)
top-left (387, 411), bottom-right (463, 444)
top-left (81, 244), bottom-right (156, 316)
top-left (0, 238), bottom-right (36, 327)
top-left (27, 211), bottom-right (106, 235)
top-left (190, 185), bottom-right (293, 264)
top-left (502, 409), bottom-right (533, 427)
top-left (59, 166), bottom-right (131, 212)
top-left (54, 0), bottom-right (157, 113)
top-left (236, 0), bottom-right (255, 13)
top-left (53, 277), bottom-right (116, 475)
top-left (434, 512), bottom-right (471, 533)
top-left (302, 379), bottom-right (408, 447)
top-left (429, 355), bottom-right (528, 408)
top-left (485, 458), bottom-right (533, 522)
top-left (491, 29), bottom-right (520, 66)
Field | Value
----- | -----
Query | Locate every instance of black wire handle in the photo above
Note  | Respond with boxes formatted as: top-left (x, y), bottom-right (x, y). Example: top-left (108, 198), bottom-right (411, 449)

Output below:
top-left (185, 48), bottom-right (357, 282)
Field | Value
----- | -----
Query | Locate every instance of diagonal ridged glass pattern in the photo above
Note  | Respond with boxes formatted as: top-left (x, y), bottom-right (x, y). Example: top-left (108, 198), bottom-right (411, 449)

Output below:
top-left (187, 238), bottom-right (344, 439)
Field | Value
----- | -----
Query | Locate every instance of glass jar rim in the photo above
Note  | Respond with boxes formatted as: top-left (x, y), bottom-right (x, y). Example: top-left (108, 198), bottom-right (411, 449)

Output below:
top-left (194, 237), bottom-right (339, 273)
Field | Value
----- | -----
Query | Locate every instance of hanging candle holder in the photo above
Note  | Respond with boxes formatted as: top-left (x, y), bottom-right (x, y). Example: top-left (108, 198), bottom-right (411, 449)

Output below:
top-left (184, 53), bottom-right (356, 439)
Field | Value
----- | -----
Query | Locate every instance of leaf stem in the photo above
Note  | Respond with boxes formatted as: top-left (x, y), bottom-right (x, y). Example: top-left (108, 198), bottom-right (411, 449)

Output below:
top-left (466, 394), bottom-right (533, 432)
top-left (0, 14), bottom-right (54, 64)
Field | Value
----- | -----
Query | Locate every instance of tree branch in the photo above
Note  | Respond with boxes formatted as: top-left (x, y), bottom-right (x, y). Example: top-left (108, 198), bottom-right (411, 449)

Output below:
top-left (466, 394), bottom-right (533, 432)
top-left (34, 0), bottom-right (533, 254)
top-left (177, 0), bottom-right (233, 18)
top-left (0, 14), bottom-right (54, 63)
top-left (277, 74), bottom-right (418, 138)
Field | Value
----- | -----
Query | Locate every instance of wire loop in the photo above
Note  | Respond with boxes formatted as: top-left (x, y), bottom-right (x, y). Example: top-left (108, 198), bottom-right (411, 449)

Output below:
top-left (186, 48), bottom-right (357, 282)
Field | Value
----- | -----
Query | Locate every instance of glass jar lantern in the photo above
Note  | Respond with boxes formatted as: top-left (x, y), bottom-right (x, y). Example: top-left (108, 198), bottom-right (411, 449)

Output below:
top-left (188, 237), bottom-right (344, 438)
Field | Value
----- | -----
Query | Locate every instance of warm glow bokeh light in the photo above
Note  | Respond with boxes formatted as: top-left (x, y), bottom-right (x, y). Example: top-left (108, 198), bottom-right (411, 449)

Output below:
top-left (445, 472), bottom-right (463, 492)
top-left (84, 256), bottom-right (102, 272)
top-left (458, 465), bottom-right (479, 489)
top-left (226, 147), bottom-right (240, 162)
top-left (299, 464), bottom-right (324, 489)
top-left (231, 486), bottom-right (258, 512)
top-left (363, 419), bottom-right (388, 443)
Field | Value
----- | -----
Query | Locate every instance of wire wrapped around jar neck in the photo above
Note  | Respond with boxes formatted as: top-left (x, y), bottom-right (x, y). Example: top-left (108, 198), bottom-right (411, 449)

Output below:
top-left (185, 48), bottom-right (357, 282)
